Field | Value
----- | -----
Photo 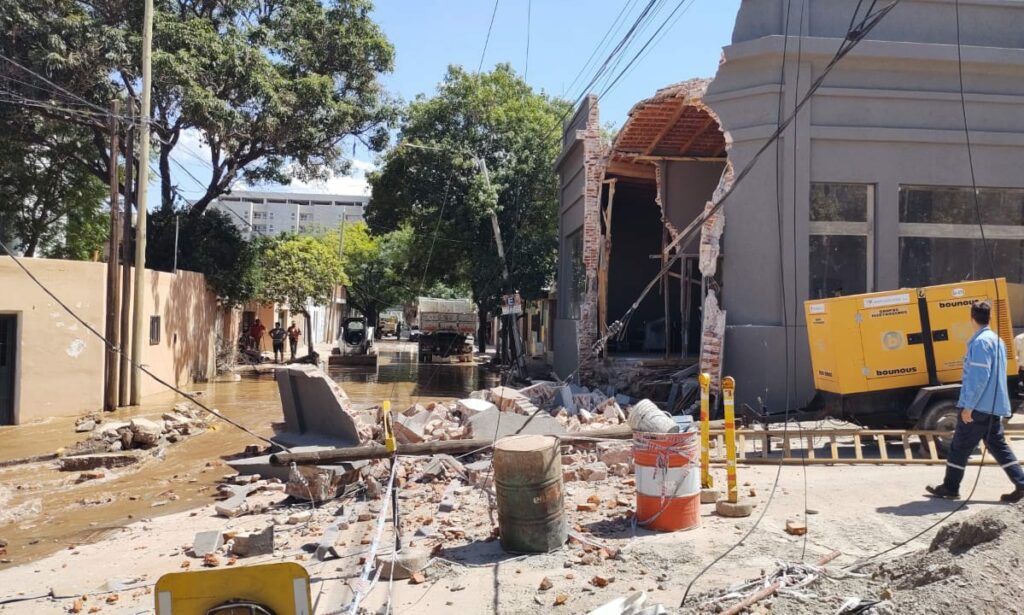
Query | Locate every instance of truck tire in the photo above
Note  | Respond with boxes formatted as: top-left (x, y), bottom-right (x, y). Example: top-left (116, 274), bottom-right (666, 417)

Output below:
top-left (917, 398), bottom-right (960, 459)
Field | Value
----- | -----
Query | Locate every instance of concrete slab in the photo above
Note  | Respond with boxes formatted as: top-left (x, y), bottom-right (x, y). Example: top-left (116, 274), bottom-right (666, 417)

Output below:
top-left (275, 365), bottom-right (362, 445)
top-left (232, 525), bottom-right (274, 557)
top-left (58, 452), bottom-right (140, 472)
top-left (465, 408), bottom-right (566, 440)
top-left (191, 530), bottom-right (223, 557)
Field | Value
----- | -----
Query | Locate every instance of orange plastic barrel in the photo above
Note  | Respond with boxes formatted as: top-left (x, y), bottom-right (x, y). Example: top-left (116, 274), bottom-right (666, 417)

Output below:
top-left (633, 431), bottom-right (700, 532)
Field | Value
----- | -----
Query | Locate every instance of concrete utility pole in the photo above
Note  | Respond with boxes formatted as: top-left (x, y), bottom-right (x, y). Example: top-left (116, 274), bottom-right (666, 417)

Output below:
top-left (103, 100), bottom-right (121, 412)
top-left (119, 108), bottom-right (135, 406)
top-left (130, 0), bottom-right (154, 405)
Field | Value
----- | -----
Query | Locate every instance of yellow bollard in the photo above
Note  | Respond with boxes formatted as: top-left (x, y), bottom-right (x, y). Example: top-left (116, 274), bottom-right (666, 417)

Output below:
top-left (722, 377), bottom-right (738, 503)
top-left (715, 377), bottom-right (751, 517)
top-left (382, 400), bottom-right (396, 453)
top-left (699, 373), bottom-right (712, 489)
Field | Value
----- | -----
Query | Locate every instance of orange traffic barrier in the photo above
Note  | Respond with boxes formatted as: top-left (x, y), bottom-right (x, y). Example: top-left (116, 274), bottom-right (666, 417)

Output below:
top-left (633, 431), bottom-right (700, 532)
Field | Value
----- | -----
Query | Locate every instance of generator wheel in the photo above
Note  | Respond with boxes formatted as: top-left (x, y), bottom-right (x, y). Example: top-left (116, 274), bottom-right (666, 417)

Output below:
top-left (917, 398), bottom-right (959, 459)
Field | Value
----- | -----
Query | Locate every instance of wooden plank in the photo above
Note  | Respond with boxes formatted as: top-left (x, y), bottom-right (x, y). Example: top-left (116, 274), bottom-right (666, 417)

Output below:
top-left (902, 434), bottom-right (913, 462)
top-left (876, 435), bottom-right (888, 461)
top-left (738, 434), bottom-right (747, 460)
top-left (677, 116), bottom-right (716, 155)
top-left (830, 435), bottom-right (839, 461)
top-left (853, 434), bottom-right (863, 461)
top-left (926, 435), bottom-right (939, 461)
top-left (806, 436), bottom-right (815, 460)
top-left (606, 159), bottom-right (656, 181)
top-left (782, 434), bottom-right (792, 459)
top-left (761, 433), bottom-right (770, 459)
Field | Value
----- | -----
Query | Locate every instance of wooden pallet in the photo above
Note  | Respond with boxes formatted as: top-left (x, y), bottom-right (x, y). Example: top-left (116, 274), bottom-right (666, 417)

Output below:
top-left (703, 427), bottom-right (1024, 466)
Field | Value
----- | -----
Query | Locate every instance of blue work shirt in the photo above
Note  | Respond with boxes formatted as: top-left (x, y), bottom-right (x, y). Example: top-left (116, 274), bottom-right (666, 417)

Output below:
top-left (957, 326), bottom-right (1011, 417)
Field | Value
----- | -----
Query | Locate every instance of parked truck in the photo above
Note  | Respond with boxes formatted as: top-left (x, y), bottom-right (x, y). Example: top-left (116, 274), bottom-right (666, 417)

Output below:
top-left (413, 297), bottom-right (477, 362)
top-left (804, 278), bottom-right (1020, 454)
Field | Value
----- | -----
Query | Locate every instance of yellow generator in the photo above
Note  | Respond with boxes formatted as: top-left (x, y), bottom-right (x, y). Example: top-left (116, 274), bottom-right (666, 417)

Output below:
top-left (805, 278), bottom-right (1018, 450)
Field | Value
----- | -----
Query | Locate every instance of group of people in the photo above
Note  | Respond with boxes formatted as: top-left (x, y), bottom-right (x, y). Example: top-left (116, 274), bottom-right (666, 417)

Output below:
top-left (247, 318), bottom-right (302, 363)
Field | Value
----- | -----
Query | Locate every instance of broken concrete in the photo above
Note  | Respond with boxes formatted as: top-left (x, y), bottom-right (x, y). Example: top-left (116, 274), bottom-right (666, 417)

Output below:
top-left (191, 530), bottom-right (223, 557)
top-left (285, 463), bottom-right (360, 503)
top-left (129, 418), bottom-right (163, 447)
top-left (455, 398), bottom-right (497, 418)
top-left (215, 484), bottom-right (260, 518)
top-left (464, 408), bottom-right (566, 440)
top-left (231, 525), bottom-right (274, 557)
top-left (274, 365), bottom-right (370, 446)
top-left (374, 547), bottom-right (431, 581)
top-left (58, 453), bottom-right (140, 472)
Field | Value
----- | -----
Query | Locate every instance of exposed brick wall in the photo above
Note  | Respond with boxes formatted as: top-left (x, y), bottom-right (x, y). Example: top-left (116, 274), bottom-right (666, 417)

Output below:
top-left (698, 160), bottom-right (733, 392)
top-left (577, 97), bottom-right (605, 370)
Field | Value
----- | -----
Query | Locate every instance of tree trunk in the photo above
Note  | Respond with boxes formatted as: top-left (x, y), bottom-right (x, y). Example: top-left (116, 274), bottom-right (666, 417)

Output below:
top-left (477, 302), bottom-right (488, 353)
top-left (301, 309), bottom-right (317, 364)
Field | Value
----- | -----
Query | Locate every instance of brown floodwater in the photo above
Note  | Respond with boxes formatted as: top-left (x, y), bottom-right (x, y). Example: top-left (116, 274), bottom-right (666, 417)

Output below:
top-left (0, 342), bottom-right (490, 569)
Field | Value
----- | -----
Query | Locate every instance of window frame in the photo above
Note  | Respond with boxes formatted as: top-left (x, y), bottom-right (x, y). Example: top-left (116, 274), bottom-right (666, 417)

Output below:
top-left (808, 183), bottom-right (876, 297)
top-left (149, 315), bottom-right (161, 346)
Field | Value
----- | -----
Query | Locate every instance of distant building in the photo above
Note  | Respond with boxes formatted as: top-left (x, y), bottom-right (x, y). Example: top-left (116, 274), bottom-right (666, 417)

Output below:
top-left (208, 190), bottom-right (368, 238)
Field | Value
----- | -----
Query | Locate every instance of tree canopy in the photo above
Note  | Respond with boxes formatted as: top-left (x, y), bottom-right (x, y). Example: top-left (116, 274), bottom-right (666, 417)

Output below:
top-left (260, 234), bottom-right (345, 312)
top-left (1, 0), bottom-right (395, 220)
top-left (325, 221), bottom-right (416, 326)
top-left (368, 64), bottom-right (569, 318)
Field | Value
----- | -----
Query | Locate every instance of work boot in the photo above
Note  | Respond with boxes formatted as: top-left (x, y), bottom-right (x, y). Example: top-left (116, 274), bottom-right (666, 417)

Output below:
top-left (1000, 487), bottom-right (1024, 504)
top-left (925, 485), bottom-right (960, 500)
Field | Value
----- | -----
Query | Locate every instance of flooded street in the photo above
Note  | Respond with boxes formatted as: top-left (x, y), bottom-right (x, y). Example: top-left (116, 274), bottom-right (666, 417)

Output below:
top-left (0, 341), bottom-right (487, 569)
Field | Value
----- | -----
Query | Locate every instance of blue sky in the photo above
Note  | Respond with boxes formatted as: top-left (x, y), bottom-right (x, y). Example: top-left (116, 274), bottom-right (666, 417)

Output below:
top-left (173, 0), bottom-right (742, 198)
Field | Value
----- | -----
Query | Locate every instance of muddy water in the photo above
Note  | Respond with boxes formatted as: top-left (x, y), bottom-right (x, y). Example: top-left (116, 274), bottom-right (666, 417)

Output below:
top-left (0, 342), bottom-right (489, 569)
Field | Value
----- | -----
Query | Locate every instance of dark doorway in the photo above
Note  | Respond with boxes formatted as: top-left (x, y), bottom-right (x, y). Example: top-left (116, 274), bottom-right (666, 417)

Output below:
top-left (0, 315), bottom-right (16, 425)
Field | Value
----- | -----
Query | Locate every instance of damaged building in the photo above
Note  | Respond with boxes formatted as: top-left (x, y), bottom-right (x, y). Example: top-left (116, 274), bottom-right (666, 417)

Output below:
top-left (554, 0), bottom-right (1024, 414)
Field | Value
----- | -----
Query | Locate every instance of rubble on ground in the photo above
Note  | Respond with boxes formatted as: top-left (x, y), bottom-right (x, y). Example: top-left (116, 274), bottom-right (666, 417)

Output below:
top-left (62, 403), bottom-right (214, 461)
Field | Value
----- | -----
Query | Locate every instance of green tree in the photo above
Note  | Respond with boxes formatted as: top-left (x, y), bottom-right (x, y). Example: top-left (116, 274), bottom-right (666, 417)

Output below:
top-left (368, 64), bottom-right (569, 350)
top-left (146, 208), bottom-right (263, 306)
top-left (259, 234), bottom-right (344, 357)
top-left (0, 127), bottom-right (107, 258)
top-left (1, 0), bottom-right (395, 218)
top-left (324, 221), bottom-right (415, 331)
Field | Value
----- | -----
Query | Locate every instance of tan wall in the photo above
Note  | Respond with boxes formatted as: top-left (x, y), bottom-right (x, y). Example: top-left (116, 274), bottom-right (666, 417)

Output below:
top-left (0, 258), bottom-right (106, 423)
top-left (0, 257), bottom-right (221, 423)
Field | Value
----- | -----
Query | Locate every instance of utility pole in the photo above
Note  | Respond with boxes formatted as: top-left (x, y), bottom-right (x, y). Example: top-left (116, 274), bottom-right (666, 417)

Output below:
top-left (130, 0), bottom-right (154, 405)
top-left (103, 100), bottom-right (121, 412)
top-left (172, 215), bottom-right (179, 273)
top-left (476, 157), bottom-right (528, 381)
top-left (119, 106), bottom-right (135, 406)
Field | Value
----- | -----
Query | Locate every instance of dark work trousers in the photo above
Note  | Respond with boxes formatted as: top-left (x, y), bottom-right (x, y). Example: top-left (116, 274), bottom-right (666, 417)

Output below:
top-left (289, 338), bottom-right (298, 359)
top-left (272, 341), bottom-right (285, 362)
top-left (943, 411), bottom-right (1024, 492)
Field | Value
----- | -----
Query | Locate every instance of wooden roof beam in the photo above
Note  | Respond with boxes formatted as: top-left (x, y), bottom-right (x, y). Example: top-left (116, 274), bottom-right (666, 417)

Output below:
top-left (677, 116), bottom-right (717, 155)
top-left (606, 160), bottom-right (656, 181)
top-left (642, 100), bottom-right (690, 156)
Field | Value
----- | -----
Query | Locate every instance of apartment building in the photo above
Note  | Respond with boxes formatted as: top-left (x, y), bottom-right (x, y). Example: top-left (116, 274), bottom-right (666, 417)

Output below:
top-left (209, 190), bottom-right (368, 237)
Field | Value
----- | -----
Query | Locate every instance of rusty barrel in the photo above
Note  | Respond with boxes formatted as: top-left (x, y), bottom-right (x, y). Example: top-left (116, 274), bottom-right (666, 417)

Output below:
top-left (493, 434), bottom-right (568, 553)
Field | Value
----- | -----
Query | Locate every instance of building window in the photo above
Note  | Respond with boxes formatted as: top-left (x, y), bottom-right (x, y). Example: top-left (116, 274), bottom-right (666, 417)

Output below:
top-left (252, 211), bottom-right (267, 220)
top-left (808, 183), bottom-right (874, 299)
top-left (560, 228), bottom-right (586, 319)
top-left (149, 316), bottom-right (161, 345)
top-left (299, 213), bottom-right (313, 221)
top-left (253, 224), bottom-right (268, 233)
top-left (898, 185), bottom-right (1024, 287)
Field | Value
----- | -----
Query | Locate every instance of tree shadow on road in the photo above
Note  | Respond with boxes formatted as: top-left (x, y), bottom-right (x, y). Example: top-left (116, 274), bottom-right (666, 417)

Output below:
top-left (876, 498), bottom-right (1001, 517)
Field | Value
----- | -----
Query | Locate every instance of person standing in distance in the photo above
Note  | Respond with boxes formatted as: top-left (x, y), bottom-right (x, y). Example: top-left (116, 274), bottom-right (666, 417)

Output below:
top-left (287, 320), bottom-right (302, 360)
top-left (269, 322), bottom-right (288, 363)
top-left (927, 300), bottom-right (1024, 503)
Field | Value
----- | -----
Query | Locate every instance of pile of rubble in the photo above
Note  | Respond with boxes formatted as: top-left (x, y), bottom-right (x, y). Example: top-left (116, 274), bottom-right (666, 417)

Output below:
top-left (388, 382), bottom-right (634, 445)
top-left (72, 402), bottom-right (213, 453)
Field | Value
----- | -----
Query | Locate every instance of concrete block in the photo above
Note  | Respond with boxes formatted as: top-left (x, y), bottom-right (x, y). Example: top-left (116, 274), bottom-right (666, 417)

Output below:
top-left (275, 365), bottom-right (362, 445)
top-left (393, 409), bottom-right (444, 444)
top-left (465, 408), bottom-right (566, 440)
top-left (596, 442), bottom-right (631, 467)
top-left (488, 386), bottom-right (527, 412)
top-left (465, 460), bottom-right (493, 489)
top-left (700, 488), bottom-right (721, 504)
top-left (232, 525), bottom-right (274, 557)
top-left (315, 524), bottom-right (341, 561)
top-left (286, 464), bottom-right (360, 502)
top-left (580, 462), bottom-right (609, 482)
top-left (58, 453), bottom-right (139, 472)
top-left (456, 398), bottom-right (497, 418)
top-left (130, 418), bottom-right (164, 447)
top-left (191, 530), bottom-right (223, 557)
top-left (374, 548), bottom-right (430, 580)
top-left (716, 498), bottom-right (754, 518)
top-left (557, 385), bottom-right (577, 414)
top-left (438, 479), bottom-right (463, 513)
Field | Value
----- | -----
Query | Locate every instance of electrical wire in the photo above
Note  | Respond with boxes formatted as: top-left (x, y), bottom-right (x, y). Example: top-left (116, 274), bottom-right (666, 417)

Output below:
top-left (524, 0), bottom-right (531, 79)
top-left (561, 0), bottom-right (641, 97)
top-left (478, 0), bottom-right (501, 73)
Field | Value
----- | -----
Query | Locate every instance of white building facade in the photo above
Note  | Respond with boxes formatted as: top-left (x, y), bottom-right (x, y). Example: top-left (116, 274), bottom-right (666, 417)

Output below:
top-left (209, 190), bottom-right (368, 238)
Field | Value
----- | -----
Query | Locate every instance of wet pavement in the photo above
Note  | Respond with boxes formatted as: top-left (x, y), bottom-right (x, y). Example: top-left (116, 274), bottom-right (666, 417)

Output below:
top-left (0, 341), bottom-right (489, 569)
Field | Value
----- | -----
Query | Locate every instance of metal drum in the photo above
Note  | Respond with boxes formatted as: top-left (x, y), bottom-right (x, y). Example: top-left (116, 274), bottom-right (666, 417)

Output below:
top-left (493, 434), bottom-right (568, 553)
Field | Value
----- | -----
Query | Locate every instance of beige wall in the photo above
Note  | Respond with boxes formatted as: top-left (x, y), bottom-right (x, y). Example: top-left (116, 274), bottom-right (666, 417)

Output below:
top-left (0, 257), bottom-right (221, 424)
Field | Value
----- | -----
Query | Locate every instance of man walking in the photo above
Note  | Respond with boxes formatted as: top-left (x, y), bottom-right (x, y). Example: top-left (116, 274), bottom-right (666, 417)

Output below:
top-left (287, 320), bottom-right (302, 360)
top-left (269, 322), bottom-right (287, 363)
top-left (927, 300), bottom-right (1024, 503)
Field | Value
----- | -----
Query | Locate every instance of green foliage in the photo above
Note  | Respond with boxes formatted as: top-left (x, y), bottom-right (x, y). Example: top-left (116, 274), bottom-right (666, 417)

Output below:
top-left (368, 64), bottom-right (569, 316)
top-left (147, 208), bottom-right (263, 306)
top-left (259, 234), bottom-right (344, 312)
top-left (1, 0), bottom-right (395, 217)
top-left (0, 126), bottom-right (107, 258)
top-left (324, 221), bottom-right (415, 323)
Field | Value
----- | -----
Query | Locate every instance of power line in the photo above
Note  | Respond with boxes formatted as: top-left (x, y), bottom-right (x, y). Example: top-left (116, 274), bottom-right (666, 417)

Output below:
top-left (524, 0), bottom-right (532, 79)
top-left (560, 0), bottom-right (641, 97)
top-left (478, 0), bottom-right (501, 73)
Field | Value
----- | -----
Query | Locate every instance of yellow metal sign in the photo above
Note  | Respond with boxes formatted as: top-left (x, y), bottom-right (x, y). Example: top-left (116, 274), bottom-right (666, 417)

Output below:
top-left (154, 562), bottom-right (312, 615)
